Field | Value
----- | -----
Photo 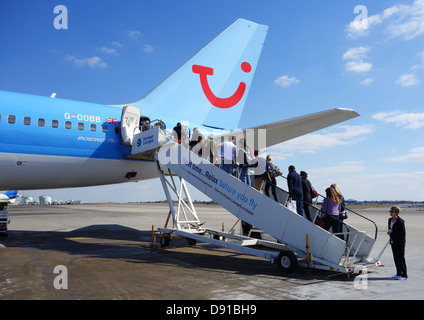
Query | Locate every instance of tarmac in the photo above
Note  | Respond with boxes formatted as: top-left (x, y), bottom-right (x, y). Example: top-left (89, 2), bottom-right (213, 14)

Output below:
top-left (1, 202), bottom-right (423, 300)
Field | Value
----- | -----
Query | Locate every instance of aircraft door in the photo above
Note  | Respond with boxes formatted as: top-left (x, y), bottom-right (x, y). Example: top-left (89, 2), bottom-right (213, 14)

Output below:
top-left (121, 105), bottom-right (141, 145)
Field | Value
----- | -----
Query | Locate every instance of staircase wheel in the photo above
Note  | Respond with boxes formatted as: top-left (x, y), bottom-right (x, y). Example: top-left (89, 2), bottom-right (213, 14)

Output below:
top-left (277, 251), bottom-right (298, 273)
top-left (186, 238), bottom-right (197, 246)
top-left (160, 236), bottom-right (171, 248)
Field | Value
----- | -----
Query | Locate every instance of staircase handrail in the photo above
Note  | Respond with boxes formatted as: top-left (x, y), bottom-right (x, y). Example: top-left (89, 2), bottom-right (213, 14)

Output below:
top-left (312, 191), bottom-right (378, 242)
top-left (260, 178), bottom-right (351, 240)
top-left (268, 174), bottom-right (378, 242)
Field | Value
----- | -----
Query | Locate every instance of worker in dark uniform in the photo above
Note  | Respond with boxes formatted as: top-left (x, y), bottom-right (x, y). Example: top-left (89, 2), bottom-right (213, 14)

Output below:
top-left (387, 206), bottom-right (407, 280)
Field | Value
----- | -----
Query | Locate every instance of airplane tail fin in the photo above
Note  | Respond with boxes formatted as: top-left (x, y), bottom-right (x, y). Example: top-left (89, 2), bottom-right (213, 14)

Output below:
top-left (4, 190), bottom-right (18, 199)
top-left (131, 19), bottom-right (268, 130)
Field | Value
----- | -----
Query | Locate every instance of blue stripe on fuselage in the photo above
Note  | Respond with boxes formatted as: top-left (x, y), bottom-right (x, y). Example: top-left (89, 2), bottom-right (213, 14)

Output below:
top-left (0, 90), bottom-right (132, 160)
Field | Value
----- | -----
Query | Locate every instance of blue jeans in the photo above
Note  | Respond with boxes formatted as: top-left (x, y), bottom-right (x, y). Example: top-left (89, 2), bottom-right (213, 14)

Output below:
top-left (303, 201), bottom-right (312, 221)
top-left (292, 195), bottom-right (304, 217)
top-left (265, 180), bottom-right (278, 202)
top-left (239, 168), bottom-right (250, 185)
top-left (221, 162), bottom-right (233, 174)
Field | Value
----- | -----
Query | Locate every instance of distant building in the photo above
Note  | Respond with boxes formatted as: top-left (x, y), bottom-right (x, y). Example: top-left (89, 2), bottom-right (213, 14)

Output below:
top-left (39, 195), bottom-right (52, 205)
top-left (21, 196), bottom-right (33, 205)
top-left (67, 200), bottom-right (81, 205)
top-left (345, 199), bottom-right (358, 205)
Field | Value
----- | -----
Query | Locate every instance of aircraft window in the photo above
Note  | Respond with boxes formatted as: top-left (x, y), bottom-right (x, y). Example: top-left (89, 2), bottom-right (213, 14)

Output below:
top-left (78, 122), bottom-right (84, 131)
top-left (52, 120), bottom-right (59, 128)
top-left (90, 124), bottom-right (97, 132)
top-left (114, 126), bottom-right (120, 134)
top-left (102, 125), bottom-right (108, 133)
top-left (65, 121), bottom-right (72, 129)
top-left (23, 117), bottom-right (31, 126)
top-left (8, 115), bottom-right (16, 124)
top-left (38, 118), bottom-right (45, 127)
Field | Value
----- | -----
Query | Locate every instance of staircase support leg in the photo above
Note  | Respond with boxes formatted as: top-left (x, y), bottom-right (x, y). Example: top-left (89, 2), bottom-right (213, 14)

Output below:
top-left (155, 159), bottom-right (201, 231)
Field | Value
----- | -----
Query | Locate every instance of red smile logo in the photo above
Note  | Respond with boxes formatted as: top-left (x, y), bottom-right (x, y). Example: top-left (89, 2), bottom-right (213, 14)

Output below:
top-left (192, 62), bottom-right (252, 109)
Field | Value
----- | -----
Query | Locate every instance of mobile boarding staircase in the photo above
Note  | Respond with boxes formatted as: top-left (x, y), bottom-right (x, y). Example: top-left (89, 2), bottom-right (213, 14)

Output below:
top-left (127, 127), bottom-right (386, 274)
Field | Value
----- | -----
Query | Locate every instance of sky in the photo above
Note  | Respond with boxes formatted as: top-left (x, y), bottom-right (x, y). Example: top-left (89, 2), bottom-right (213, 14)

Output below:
top-left (0, 0), bottom-right (423, 202)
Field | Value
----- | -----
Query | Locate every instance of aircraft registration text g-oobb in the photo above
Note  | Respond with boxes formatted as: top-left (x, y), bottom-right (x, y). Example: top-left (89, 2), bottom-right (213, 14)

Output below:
top-left (64, 112), bottom-right (102, 123)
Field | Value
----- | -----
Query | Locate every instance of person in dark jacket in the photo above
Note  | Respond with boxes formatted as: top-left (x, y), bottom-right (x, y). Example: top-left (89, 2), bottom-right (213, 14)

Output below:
top-left (171, 122), bottom-right (182, 144)
top-left (387, 206), bottom-right (407, 280)
top-left (300, 171), bottom-right (312, 221)
top-left (287, 165), bottom-right (304, 217)
top-left (264, 155), bottom-right (278, 201)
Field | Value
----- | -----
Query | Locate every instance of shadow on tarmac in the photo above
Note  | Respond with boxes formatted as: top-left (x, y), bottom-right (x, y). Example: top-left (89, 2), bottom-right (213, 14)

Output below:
top-left (2, 224), bottom-right (356, 283)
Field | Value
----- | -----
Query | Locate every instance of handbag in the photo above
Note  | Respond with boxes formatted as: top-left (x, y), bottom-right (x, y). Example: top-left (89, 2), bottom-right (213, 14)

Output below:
top-left (310, 186), bottom-right (318, 199)
top-left (268, 163), bottom-right (282, 178)
top-left (314, 214), bottom-right (326, 228)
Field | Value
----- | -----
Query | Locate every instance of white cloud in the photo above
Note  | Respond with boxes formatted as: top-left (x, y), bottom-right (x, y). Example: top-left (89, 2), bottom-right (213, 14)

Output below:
top-left (270, 124), bottom-right (375, 155)
top-left (143, 44), bottom-right (154, 53)
top-left (309, 161), bottom-right (365, 177)
top-left (99, 46), bottom-right (119, 56)
top-left (126, 30), bottom-right (142, 39)
top-left (385, 1), bottom-right (424, 40)
top-left (112, 41), bottom-right (123, 48)
top-left (345, 60), bottom-right (373, 73)
top-left (302, 161), bottom-right (367, 199)
top-left (396, 73), bottom-right (420, 86)
top-left (274, 75), bottom-right (300, 88)
top-left (268, 152), bottom-right (294, 161)
top-left (343, 46), bottom-right (372, 74)
top-left (410, 50), bottom-right (424, 70)
top-left (342, 46), bottom-right (370, 60)
top-left (86, 56), bottom-right (107, 68)
top-left (64, 55), bottom-right (85, 67)
top-left (372, 110), bottom-right (424, 129)
top-left (360, 78), bottom-right (374, 85)
top-left (346, 0), bottom-right (424, 40)
top-left (65, 55), bottom-right (107, 69)
top-left (346, 5), bottom-right (403, 38)
top-left (345, 13), bottom-right (387, 38)
top-left (384, 146), bottom-right (424, 162)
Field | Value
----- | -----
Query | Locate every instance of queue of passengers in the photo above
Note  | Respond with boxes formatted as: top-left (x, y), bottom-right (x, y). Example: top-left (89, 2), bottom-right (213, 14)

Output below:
top-left (214, 135), bottom-right (347, 237)
top-left (169, 123), bottom-right (347, 236)
top-left (139, 119), bottom-right (166, 132)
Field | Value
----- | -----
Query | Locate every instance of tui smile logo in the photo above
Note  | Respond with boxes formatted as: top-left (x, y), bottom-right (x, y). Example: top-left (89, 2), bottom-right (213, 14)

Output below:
top-left (192, 62), bottom-right (251, 109)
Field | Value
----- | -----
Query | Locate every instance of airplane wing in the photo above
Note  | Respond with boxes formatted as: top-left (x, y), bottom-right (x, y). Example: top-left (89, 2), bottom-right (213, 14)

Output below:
top-left (213, 108), bottom-right (360, 150)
